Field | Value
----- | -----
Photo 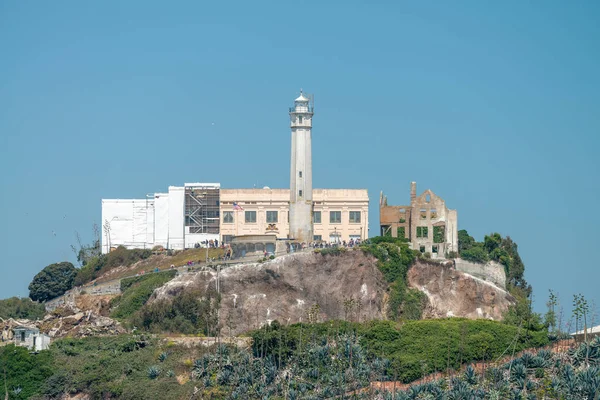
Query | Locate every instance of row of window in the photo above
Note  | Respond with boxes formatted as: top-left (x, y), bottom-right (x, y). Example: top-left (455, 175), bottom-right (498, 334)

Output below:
top-left (222, 210), bottom-right (362, 224)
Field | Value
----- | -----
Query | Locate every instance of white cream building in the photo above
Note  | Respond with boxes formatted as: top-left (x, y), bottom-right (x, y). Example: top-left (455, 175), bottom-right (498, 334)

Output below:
top-left (220, 188), bottom-right (369, 244)
top-left (101, 185), bottom-right (368, 253)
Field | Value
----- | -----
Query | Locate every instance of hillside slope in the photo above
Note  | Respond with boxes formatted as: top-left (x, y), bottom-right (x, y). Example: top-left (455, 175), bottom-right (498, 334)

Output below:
top-left (153, 250), bottom-right (387, 335)
top-left (151, 250), bottom-right (515, 335)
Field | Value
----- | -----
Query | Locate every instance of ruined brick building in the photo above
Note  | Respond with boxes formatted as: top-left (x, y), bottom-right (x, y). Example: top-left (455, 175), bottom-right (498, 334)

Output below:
top-left (380, 182), bottom-right (458, 257)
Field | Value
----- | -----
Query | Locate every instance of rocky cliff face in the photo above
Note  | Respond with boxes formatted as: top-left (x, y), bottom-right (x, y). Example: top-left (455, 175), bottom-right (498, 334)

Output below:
top-left (408, 260), bottom-right (515, 321)
top-left (151, 251), bottom-right (515, 334)
top-left (153, 250), bottom-right (388, 335)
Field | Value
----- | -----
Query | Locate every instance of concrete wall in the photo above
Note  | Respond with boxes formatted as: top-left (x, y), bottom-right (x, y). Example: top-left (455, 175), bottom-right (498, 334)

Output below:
top-left (455, 259), bottom-right (506, 289)
top-left (45, 281), bottom-right (121, 312)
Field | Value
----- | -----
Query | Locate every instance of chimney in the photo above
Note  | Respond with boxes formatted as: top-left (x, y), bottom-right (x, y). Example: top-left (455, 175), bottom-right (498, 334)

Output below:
top-left (410, 181), bottom-right (417, 202)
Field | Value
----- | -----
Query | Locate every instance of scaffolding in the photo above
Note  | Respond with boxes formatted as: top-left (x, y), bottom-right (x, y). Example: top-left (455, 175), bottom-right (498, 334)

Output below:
top-left (184, 183), bottom-right (220, 234)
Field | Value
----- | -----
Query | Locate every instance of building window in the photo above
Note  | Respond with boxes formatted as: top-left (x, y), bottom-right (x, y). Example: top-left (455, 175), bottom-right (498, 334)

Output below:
top-left (349, 211), bottom-right (361, 223)
top-left (313, 211), bottom-right (321, 223)
top-left (417, 226), bottom-right (428, 238)
top-left (298, 115), bottom-right (303, 123)
top-left (431, 209), bottom-right (437, 219)
top-left (266, 211), bottom-right (278, 223)
top-left (223, 211), bottom-right (234, 224)
top-left (397, 227), bottom-right (405, 238)
top-left (20, 331), bottom-right (25, 342)
top-left (420, 208), bottom-right (427, 219)
top-left (432, 245), bottom-right (438, 253)
top-left (222, 235), bottom-right (233, 244)
top-left (330, 211), bottom-right (341, 224)
top-left (245, 211), bottom-right (257, 223)
top-left (299, 171), bottom-right (302, 177)
top-left (313, 235), bottom-right (322, 241)
top-left (420, 246), bottom-right (426, 253)
top-left (299, 190), bottom-right (303, 197)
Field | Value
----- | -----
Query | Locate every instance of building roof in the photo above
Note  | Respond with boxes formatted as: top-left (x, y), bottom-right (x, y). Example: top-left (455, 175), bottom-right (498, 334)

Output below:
top-left (295, 93), bottom-right (309, 102)
top-left (14, 324), bottom-right (39, 331)
top-left (571, 324), bottom-right (600, 336)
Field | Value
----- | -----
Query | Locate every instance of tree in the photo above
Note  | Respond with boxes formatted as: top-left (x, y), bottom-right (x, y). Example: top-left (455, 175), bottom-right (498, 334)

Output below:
top-left (0, 297), bottom-right (45, 320)
top-left (544, 290), bottom-right (558, 333)
top-left (460, 245), bottom-right (489, 263)
top-left (483, 232), bottom-right (502, 254)
top-left (70, 224), bottom-right (101, 267)
top-left (28, 262), bottom-right (77, 302)
top-left (458, 230), bottom-right (475, 253)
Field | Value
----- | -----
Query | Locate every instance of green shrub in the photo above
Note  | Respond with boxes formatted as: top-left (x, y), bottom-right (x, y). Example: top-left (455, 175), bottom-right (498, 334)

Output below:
top-left (0, 345), bottom-right (54, 399)
top-left (131, 288), bottom-right (220, 335)
top-left (74, 246), bottom-right (153, 286)
top-left (318, 247), bottom-right (345, 256)
top-left (0, 297), bottom-right (46, 320)
top-left (397, 227), bottom-right (405, 238)
top-left (447, 251), bottom-right (458, 259)
top-left (110, 270), bottom-right (176, 319)
top-left (460, 245), bottom-right (489, 263)
top-left (361, 238), bottom-right (420, 320)
top-left (45, 335), bottom-right (195, 399)
top-left (250, 318), bottom-right (549, 384)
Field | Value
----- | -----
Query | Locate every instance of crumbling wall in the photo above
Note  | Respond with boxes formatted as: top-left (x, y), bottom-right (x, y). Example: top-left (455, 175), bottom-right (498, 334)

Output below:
top-left (454, 259), bottom-right (506, 290)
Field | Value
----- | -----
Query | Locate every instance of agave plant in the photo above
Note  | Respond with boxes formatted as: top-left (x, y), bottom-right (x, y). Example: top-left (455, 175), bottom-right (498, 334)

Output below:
top-left (158, 351), bottom-right (168, 362)
top-left (576, 366), bottom-right (600, 399)
top-left (166, 369), bottom-right (175, 378)
top-left (536, 348), bottom-right (553, 361)
top-left (464, 365), bottom-right (478, 385)
top-left (147, 365), bottom-right (161, 379)
top-left (511, 364), bottom-right (527, 382)
top-left (216, 369), bottom-right (232, 385)
top-left (447, 380), bottom-right (471, 400)
top-left (520, 352), bottom-right (535, 369)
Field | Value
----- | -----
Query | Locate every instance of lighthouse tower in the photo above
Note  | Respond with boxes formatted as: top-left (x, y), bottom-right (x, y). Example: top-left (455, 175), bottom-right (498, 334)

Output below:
top-left (289, 91), bottom-right (314, 242)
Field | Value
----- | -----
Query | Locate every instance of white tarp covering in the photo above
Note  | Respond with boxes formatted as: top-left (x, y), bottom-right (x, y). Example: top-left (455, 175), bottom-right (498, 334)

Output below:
top-left (154, 193), bottom-right (169, 248)
top-left (101, 199), bottom-right (155, 254)
top-left (168, 186), bottom-right (185, 250)
top-left (101, 183), bottom-right (221, 253)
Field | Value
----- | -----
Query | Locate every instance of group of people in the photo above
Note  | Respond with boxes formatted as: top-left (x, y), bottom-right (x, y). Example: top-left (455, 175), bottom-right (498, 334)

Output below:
top-left (308, 238), bottom-right (362, 248)
top-left (193, 239), bottom-right (220, 249)
top-left (285, 238), bottom-right (363, 252)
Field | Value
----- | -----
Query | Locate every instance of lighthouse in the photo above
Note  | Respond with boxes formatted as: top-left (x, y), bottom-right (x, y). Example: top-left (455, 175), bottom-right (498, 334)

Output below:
top-left (289, 91), bottom-right (314, 242)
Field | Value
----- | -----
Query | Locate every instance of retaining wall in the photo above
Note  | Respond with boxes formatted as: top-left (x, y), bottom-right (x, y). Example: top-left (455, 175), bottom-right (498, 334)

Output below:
top-left (454, 259), bottom-right (506, 289)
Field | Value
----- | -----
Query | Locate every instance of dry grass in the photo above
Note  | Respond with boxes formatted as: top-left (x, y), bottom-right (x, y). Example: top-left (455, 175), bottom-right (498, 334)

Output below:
top-left (95, 248), bottom-right (224, 283)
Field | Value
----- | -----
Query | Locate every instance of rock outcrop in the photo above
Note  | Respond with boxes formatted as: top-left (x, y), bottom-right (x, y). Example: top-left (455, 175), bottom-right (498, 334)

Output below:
top-left (153, 250), bottom-right (388, 335)
top-left (408, 259), bottom-right (515, 320)
top-left (152, 251), bottom-right (516, 334)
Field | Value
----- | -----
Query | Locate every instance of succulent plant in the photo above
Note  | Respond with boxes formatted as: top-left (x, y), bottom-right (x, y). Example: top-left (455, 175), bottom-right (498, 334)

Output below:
top-left (158, 351), bottom-right (168, 362)
top-left (147, 365), bottom-right (161, 379)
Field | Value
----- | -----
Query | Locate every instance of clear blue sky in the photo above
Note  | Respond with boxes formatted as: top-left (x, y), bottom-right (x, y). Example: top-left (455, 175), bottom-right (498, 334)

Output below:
top-left (1, 1), bottom-right (598, 322)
